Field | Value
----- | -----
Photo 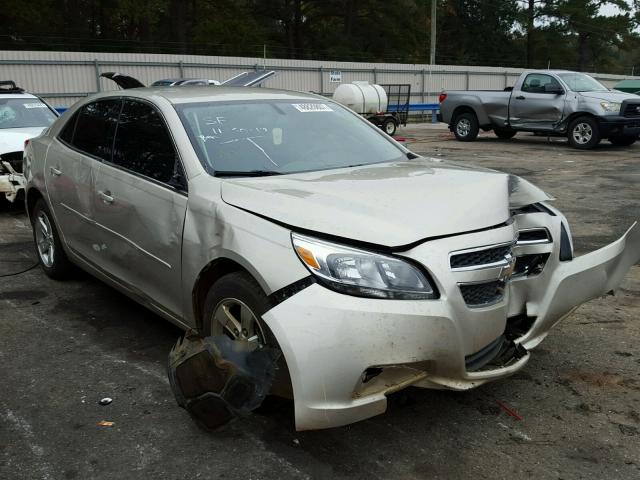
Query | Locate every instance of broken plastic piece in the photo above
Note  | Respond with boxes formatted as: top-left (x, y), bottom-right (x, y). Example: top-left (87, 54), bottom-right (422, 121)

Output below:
top-left (97, 420), bottom-right (114, 427)
top-left (168, 331), bottom-right (280, 431)
top-left (495, 400), bottom-right (523, 421)
top-left (99, 397), bottom-right (113, 406)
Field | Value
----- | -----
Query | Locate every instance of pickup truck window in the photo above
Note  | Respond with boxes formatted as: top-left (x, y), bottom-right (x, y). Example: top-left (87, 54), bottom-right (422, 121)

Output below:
top-left (556, 73), bottom-right (608, 93)
top-left (522, 74), bottom-right (561, 94)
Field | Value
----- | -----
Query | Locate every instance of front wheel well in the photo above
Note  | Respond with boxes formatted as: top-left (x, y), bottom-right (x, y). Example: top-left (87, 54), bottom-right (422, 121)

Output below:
top-left (192, 258), bottom-right (259, 331)
top-left (563, 112), bottom-right (599, 132)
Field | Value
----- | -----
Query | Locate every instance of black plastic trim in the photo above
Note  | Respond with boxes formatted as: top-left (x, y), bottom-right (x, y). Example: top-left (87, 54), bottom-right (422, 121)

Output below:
top-left (268, 276), bottom-right (316, 307)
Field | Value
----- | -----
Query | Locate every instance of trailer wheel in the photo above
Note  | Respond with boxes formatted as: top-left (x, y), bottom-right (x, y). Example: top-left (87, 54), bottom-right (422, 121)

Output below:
top-left (382, 118), bottom-right (397, 136)
top-left (453, 112), bottom-right (479, 142)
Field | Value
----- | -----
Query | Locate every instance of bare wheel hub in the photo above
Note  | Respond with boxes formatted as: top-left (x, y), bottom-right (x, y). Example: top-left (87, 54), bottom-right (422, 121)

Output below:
top-left (211, 298), bottom-right (265, 344)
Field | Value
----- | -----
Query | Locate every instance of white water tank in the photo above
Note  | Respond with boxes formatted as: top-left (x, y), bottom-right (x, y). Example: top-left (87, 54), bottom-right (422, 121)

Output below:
top-left (332, 81), bottom-right (388, 114)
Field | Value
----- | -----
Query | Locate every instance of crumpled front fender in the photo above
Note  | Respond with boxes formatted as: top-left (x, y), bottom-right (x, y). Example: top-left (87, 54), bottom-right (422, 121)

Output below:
top-left (518, 222), bottom-right (640, 349)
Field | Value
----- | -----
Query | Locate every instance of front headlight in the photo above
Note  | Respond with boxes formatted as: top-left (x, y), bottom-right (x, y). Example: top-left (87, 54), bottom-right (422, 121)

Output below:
top-left (600, 101), bottom-right (621, 113)
top-left (291, 233), bottom-right (437, 299)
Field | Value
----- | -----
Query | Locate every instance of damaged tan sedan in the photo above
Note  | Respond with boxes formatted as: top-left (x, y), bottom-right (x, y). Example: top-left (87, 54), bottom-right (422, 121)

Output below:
top-left (23, 87), bottom-right (640, 430)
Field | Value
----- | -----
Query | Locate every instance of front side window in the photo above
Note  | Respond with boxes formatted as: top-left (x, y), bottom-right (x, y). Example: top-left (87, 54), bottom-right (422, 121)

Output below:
top-left (175, 100), bottom-right (406, 175)
top-left (522, 74), bottom-right (561, 93)
top-left (111, 99), bottom-right (177, 183)
top-left (0, 98), bottom-right (57, 129)
top-left (72, 99), bottom-right (121, 161)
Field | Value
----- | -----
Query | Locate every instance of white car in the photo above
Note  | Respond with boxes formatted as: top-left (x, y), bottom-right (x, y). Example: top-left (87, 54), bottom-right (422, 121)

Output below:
top-left (0, 81), bottom-right (58, 204)
top-left (23, 86), bottom-right (640, 430)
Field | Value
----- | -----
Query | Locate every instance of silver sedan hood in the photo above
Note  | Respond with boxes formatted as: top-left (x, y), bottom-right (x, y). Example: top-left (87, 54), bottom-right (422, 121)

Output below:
top-left (221, 159), bottom-right (550, 247)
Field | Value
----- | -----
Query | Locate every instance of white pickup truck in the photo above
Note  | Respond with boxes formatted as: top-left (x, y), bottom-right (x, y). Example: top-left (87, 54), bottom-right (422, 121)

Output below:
top-left (439, 70), bottom-right (640, 149)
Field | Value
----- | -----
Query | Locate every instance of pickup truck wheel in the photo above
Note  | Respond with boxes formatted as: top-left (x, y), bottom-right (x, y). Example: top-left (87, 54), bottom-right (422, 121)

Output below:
top-left (568, 116), bottom-right (600, 149)
top-left (382, 118), bottom-right (397, 136)
top-left (494, 128), bottom-right (516, 140)
top-left (31, 198), bottom-right (74, 279)
top-left (453, 113), bottom-right (479, 141)
top-left (608, 136), bottom-right (636, 147)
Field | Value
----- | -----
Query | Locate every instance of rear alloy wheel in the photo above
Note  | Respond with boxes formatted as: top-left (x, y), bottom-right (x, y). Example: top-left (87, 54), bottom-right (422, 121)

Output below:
top-left (452, 112), bottom-right (479, 142)
top-left (382, 118), bottom-right (397, 136)
top-left (568, 116), bottom-right (600, 149)
top-left (494, 128), bottom-right (516, 140)
top-left (609, 136), bottom-right (636, 147)
top-left (31, 198), bottom-right (74, 279)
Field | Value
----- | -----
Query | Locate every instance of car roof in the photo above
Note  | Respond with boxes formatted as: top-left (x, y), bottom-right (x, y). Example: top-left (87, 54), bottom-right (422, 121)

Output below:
top-left (92, 86), bottom-right (324, 105)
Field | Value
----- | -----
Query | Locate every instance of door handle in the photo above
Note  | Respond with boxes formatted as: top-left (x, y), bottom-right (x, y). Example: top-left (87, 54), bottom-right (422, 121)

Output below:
top-left (98, 190), bottom-right (114, 204)
top-left (50, 167), bottom-right (62, 176)
top-left (515, 96), bottom-right (526, 100)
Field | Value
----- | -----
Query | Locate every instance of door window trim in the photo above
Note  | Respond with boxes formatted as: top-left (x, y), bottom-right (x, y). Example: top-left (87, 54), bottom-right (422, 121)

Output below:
top-left (56, 95), bottom-right (188, 196)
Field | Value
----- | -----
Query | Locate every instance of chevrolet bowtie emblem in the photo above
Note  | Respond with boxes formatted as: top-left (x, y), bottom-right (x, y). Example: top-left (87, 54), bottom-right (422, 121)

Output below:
top-left (499, 253), bottom-right (516, 280)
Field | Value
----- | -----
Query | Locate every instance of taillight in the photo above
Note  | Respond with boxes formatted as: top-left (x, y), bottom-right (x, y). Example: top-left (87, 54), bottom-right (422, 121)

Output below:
top-left (439, 93), bottom-right (447, 103)
top-left (24, 139), bottom-right (30, 149)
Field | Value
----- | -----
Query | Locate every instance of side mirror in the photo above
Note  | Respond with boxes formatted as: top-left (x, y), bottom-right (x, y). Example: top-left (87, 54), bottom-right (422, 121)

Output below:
top-left (544, 84), bottom-right (564, 95)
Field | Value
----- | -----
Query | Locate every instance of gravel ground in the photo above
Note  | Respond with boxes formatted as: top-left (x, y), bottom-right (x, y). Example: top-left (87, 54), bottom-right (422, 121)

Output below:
top-left (1, 124), bottom-right (638, 480)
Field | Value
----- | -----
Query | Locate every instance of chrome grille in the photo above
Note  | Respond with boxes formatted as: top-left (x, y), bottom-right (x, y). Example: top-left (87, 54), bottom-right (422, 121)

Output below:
top-left (450, 244), bottom-right (512, 269)
top-left (459, 280), bottom-right (506, 307)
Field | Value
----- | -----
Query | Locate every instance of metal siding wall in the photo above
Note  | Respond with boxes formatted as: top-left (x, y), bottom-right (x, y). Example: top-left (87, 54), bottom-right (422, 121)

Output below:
top-left (1, 50), bottom-right (636, 109)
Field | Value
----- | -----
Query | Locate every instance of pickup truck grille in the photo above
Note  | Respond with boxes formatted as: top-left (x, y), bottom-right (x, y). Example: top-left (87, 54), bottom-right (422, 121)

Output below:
top-left (459, 280), bottom-right (506, 307)
top-left (623, 103), bottom-right (640, 118)
top-left (450, 244), bottom-right (512, 270)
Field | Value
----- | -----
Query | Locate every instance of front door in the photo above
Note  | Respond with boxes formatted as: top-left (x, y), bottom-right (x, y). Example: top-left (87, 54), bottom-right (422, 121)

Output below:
top-left (92, 99), bottom-right (188, 319)
top-left (509, 73), bottom-right (565, 130)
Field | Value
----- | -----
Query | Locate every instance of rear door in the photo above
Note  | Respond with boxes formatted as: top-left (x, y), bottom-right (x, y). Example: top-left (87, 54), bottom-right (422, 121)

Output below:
top-left (509, 73), bottom-right (565, 130)
top-left (46, 99), bottom-right (121, 263)
top-left (92, 98), bottom-right (188, 319)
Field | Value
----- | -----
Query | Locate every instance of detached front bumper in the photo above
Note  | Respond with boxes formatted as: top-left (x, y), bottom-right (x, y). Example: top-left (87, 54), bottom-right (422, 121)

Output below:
top-left (597, 115), bottom-right (640, 137)
top-left (264, 220), bottom-right (640, 431)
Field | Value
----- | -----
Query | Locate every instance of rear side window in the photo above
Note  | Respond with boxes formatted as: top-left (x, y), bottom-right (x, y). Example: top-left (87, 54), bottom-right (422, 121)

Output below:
top-left (111, 99), bottom-right (177, 183)
top-left (72, 99), bottom-right (121, 160)
top-left (58, 111), bottom-right (78, 144)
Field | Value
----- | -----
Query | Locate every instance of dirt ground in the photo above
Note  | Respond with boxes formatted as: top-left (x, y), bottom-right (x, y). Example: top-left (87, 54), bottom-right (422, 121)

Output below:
top-left (1, 125), bottom-right (638, 480)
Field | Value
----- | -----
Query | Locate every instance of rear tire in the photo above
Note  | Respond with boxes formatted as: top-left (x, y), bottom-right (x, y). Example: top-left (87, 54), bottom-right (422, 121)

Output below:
top-left (452, 112), bottom-right (479, 142)
top-left (494, 128), bottom-right (516, 140)
top-left (568, 116), bottom-right (600, 149)
top-left (608, 136), bottom-right (636, 147)
top-left (31, 198), bottom-right (74, 279)
top-left (382, 118), bottom-right (397, 136)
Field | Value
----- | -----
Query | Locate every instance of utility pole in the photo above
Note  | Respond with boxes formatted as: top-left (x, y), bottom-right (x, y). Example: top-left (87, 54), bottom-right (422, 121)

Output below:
top-left (430, 0), bottom-right (436, 65)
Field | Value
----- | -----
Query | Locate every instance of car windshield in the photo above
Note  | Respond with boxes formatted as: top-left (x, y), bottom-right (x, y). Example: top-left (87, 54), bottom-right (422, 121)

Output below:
top-left (557, 73), bottom-right (609, 93)
top-left (175, 100), bottom-right (405, 175)
top-left (0, 98), bottom-right (57, 129)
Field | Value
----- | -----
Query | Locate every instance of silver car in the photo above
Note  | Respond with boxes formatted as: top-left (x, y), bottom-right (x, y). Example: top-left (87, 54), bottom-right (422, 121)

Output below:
top-left (24, 87), bottom-right (640, 431)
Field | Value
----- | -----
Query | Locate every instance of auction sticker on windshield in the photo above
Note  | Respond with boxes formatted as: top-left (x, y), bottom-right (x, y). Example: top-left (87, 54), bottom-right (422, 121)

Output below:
top-left (24, 103), bottom-right (48, 109)
top-left (292, 103), bottom-right (333, 112)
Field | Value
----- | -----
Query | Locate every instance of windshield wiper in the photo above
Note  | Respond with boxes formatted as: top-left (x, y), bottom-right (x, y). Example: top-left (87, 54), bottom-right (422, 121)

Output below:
top-left (214, 170), bottom-right (283, 178)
